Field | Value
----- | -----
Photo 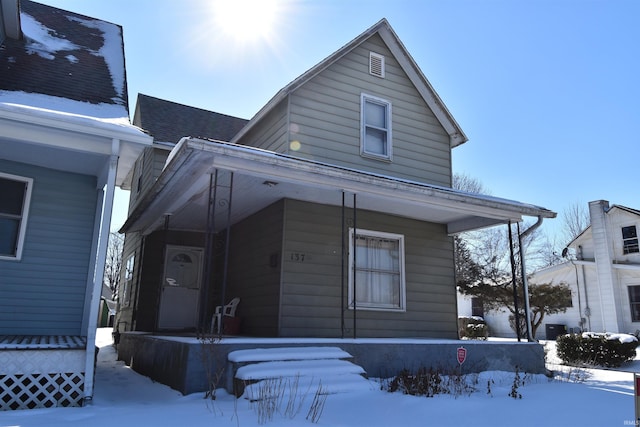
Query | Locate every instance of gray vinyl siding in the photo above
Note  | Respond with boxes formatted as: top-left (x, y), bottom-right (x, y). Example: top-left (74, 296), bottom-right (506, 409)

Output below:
top-left (0, 160), bottom-right (98, 335)
top-left (115, 230), bottom-right (142, 331)
top-left (287, 34), bottom-right (451, 187)
top-left (279, 199), bottom-right (458, 339)
top-left (129, 147), bottom-right (171, 213)
top-left (227, 201), bottom-right (284, 336)
top-left (237, 99), bottom-right (288, 152)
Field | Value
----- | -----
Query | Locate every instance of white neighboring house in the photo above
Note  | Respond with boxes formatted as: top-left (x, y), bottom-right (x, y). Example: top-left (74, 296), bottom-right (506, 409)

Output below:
top-left (457, 282), bottom-right (582, 340)
top-left (459, 200), bottom-right (640, 339)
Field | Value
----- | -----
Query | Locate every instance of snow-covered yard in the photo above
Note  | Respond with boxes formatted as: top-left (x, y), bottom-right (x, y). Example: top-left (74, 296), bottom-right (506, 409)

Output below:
top-left (0, 329), bottom-right (638, 426)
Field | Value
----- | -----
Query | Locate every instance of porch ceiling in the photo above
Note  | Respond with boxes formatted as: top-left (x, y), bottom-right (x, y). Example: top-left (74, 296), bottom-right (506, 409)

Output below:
top-left (120, 138), bottom-right (556, 236)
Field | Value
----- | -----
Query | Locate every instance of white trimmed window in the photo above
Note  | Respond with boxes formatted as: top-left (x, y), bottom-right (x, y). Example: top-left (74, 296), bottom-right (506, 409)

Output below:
top-left (348, 228), bottom-right (406, 311)
top-left (360, 94), bottom-right (392, 161)
top-left (622, 225), bottom-right (639, 255)
top-left (629, 286), bottom-right (640, 322)
top-left (0, 172), bottom-right (33, 260)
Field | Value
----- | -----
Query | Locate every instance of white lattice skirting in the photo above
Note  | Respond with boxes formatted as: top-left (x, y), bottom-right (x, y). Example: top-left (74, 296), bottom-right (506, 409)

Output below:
top-left (0, 348), bottom-right (86, 410)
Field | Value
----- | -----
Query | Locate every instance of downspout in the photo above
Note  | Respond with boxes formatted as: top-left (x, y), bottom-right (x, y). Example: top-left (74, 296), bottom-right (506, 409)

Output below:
top-left (84, 138), bottom-right (120, 404)
top-left (569, 258), bottom-right (584, 331)
top-left (577, 245), bottom-right (592, 331)
top-left (518, 215), bottom-right (544, 341)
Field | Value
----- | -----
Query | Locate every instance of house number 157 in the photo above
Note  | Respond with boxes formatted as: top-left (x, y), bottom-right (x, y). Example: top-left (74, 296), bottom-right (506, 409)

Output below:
top-left (290, 252), bottom-right (305, 262)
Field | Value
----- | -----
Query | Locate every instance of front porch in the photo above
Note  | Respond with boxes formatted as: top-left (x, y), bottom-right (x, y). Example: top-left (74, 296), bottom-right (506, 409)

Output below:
top-left (116, 332), bottom-right (546, 396)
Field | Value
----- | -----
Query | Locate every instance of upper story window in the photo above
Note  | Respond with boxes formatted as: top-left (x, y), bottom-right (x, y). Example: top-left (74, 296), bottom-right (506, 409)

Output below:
top-left (622, 225), bottom-right (639, 255)
top-left (348, 228), bottom-right (406, 311)
top-left (361, 94), bottom-right (392, 161)
top-left (0, 172), bottom-right (33, 261)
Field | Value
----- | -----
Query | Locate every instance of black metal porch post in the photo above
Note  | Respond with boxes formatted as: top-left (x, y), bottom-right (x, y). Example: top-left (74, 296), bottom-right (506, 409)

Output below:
top-left (341, 191), bottom-right (345, 339)
top-left (352, 193), bottom-right (357, 339)
top-left (220, 172), bottom-right (234, 333)
top-left (200, 171), bottom-right (218, 332)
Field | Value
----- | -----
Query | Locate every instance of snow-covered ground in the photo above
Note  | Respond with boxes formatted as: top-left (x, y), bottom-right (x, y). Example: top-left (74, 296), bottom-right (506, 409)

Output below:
top-left (0, 329), bottom-right (638, 427)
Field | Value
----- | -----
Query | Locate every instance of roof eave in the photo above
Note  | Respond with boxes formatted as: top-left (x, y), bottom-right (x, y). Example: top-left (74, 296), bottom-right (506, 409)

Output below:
top-left (122, 139), bottom-right (555, 235)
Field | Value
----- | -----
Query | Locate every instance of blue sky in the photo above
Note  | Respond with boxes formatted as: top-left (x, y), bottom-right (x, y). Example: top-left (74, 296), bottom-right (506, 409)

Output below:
top-left (38, 0), bottom-right (640, 241)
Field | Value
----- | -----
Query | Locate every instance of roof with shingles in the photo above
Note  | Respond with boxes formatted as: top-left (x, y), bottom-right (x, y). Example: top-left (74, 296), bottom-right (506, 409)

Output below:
top-left (133, 93), bottom-right (249, 144)
top-left (0, 0), bottom-right (127, 112)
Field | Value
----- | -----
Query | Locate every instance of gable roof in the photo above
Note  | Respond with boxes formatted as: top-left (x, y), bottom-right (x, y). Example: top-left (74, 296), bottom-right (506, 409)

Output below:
top-left (567, 202), bottom-right (640, 248)
top-left (0, 0), bottom-right (129, 118)
top-left (612, 204), bottom-right (640, 217)
top-left (231, 18), bottom-right (467, 148)
top-left (133, 94), bottom-right (249, 144)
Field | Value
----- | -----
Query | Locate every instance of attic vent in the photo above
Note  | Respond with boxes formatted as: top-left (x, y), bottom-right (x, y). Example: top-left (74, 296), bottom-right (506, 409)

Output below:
top-left (369, 52), bottom-right (385, 78)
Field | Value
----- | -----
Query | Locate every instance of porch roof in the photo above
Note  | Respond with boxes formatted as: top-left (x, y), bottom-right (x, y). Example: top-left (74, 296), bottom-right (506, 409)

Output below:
top-left (120, 138), bottom-right (556, 236)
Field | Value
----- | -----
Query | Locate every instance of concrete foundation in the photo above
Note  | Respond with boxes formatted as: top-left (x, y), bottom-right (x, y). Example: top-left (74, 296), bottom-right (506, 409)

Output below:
top-left (117, 332), bottom-right (547, 395)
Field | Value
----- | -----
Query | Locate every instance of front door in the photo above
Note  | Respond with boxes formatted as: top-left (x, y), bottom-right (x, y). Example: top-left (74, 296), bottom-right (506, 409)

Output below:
top-left (157, 245), bottom-right (203, 330)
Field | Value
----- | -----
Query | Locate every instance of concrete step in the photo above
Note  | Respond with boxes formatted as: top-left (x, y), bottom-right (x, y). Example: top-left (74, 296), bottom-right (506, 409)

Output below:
top-left (228, 346), bottom-right (371, 398)
top-left (229, 346), bottom-right (352, 363)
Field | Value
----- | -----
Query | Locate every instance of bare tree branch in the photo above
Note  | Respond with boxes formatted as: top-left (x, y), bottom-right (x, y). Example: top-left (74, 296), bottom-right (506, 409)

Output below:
top-left (561, 201), bottom-right (590, 246)
top-left (104, 232), bottom-right (124, 301)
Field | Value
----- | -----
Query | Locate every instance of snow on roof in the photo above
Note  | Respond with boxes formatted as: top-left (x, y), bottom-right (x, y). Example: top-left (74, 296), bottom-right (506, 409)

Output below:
top-left (65, 15), bottom-right (126, 99)
top-left (0, 92), bottom-right (147, 138)
top-left (0, 1), bottom-right (130, 120)
top-left (21, 12), bottom-right (78, 57)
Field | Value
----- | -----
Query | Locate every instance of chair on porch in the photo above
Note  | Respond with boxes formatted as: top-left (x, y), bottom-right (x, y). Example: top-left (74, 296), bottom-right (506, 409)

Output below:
top-left (211, 297), bottom-right (241, 334)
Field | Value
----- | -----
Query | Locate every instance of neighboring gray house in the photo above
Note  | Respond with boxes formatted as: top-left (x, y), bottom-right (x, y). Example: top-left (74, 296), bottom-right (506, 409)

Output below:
top-left (116, 19), bottom-right (555, 340)
top-left (0, 0), bottom-right (151, 409)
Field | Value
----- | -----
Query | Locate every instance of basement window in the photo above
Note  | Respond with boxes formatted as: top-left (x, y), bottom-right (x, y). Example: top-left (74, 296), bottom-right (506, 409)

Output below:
top-left (622, 226), bottom-right (639, 255)
top-left (0, 172), bottom-right (33, 261)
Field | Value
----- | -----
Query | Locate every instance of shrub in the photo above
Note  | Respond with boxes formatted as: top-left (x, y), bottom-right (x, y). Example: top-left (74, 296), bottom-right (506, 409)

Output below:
top-left (556, 332), bottom-right (638, 368)
top-left (388, 368), bottom-right (445, 397)
top-left (458, 316), bottom-right (489, 340)
top-left (387, 367), bottom-right (475, 398)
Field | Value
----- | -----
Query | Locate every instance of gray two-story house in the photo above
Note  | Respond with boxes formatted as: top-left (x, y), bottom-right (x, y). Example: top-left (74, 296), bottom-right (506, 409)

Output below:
top-left (115, 19), bottom-right (555, 341)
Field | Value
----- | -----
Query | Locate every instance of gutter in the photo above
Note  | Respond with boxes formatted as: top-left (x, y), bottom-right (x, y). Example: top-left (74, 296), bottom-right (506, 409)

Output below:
top-left (0, 103), bottom-right (151, 144)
